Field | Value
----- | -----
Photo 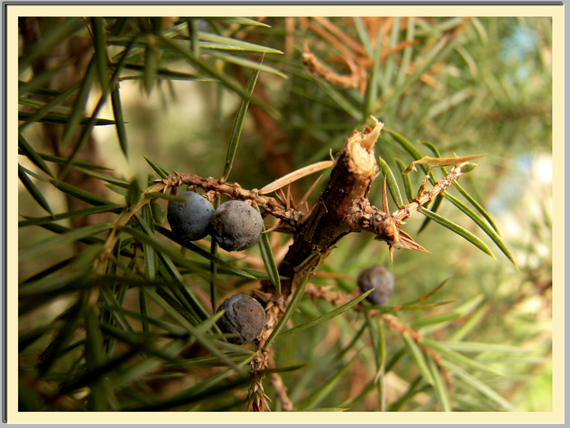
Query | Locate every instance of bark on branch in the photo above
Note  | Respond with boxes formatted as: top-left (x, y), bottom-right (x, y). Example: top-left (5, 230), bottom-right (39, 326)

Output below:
top-left (145, 119), bottom-right (471, 410)
top-left (151, 118), bottom-right (466, 293)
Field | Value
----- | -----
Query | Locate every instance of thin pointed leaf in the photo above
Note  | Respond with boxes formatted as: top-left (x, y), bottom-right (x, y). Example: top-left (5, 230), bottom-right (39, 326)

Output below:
top-left (91, 17), bottom-right (110, 96)
top-left (378, 157), bottom-right (404, 208)
top-left (452, 182), bottom-right (502, 236)
top-left (61, 57), bottom-right (98, 146)
top-left (402, 276), bottom-right (451, 306)
top-left (385, 347), bottom-right (407, 374)
top-left (19, 269), bottom-right (90, 300)
top-left (361, 26), bottom-right (382, 120)
top-left (377, 318), bottom-right (387, 374)
top-left (311, 75), bottom-right (361, 121)
top-left (260, 161), bottom-right (333, 195)
top-left (385, 128), bottom-right (424, 165)
top-left (418, 194), bottom-right (444, 234)
top-left (419, 207), bottom-right (496, 259)
top-left (19, 223), bottom-right (111, 262)
top-left (18, 164), bottom-right (53, 215)
top-left (24, 222), bottom-right (105, 249)
top-left (353, 17), bottom-right (373, 58)
top-left (36, 295), bottom-right (87, 375)
top-left (143, 156), bottom-right (171, 179)
top-left (155, 286), bottom-right (200, 327)
top-left (136, 233), bottom-right (210, 325)
top-left (150, 200), bottom-right (166, 224)
top-left (19, 17), bottom-right (87, 73)
top-left (340, 378), bottom-right (377, 410)
top-left (143, 34), bottom-right (159, 94)
top-left (121, 226), bottom-right (208, 276)
top-left (222, 62), bottom-right (261, 181)
top-left (401, 332), bottom-right (434, 385)
top-left (154, 225), bottom-right (256, 279)
top-left (101, 304), bottom-right (183, 336)
top-left (19, 165), bottom-right (48, 182)
top-left (19, 320), bottom-right (65, 353)
top-left (19, 150), bottom-right (113, 170)
top-left (255, 206), bottom-right (281, 294)
top-left (222, 17), bottom-right (271, 27)
top-left (364, 313), bottom-right (384, 385)
top-left (18, 66), bottom-right (66, 96)
top-left (265, 274), bottom-right (310, 348)
top-left (198, 31), bottom-right (283, 54)
top-left (383, 33), bottom-right (464, 110)
top-left (105, 183), bottom-right (128, 196)
top-left (145, 192), bottom-right (186, 203)
top-left (126, 368), bottom-right (251, 411)
top-left (447, 304), bottom-right (487, 342)
top-left (257, 363), bottom-right (307, 375)
top-left (59, 344), bottom-right (141, 396)
top-left (77, 168), bottom-right (130, 188)
top-left (18, 82), bottom-right (82, 130)
top-left (85, 306), bottom-right (106, 373)
top-left (143, 288), bottom-right (243, 372)
top-left (141, 205), bottom-right (158, 282)
top-left (412, 294), bottom-right (484, 329)
top-left (422, 338), bottom-right (506, 377)
top-left (110, 17), bottom-right (128, 36)
top-left (18, 134), bottom-right (53, 177)
top-left (381, 17), bottom-right (400, 95)
top-left (387, 375), bottom-right (423, 412)
top-left (50, 179), bottom-right (115, 206)
top-left (426, 355), bottom-right (451, 411)
top-left (208, 51), bottom-right (287, 79)
top-left (110, 85), bottom-right (128, 158)
top-left (443, 341), bottom-right (532, 354)
top-left (443, 192), bottom-right (516, 267)
top-left (440, 360), bottom-right (515, 411)
top-left (298, 352), bottom-right (359, 410)
top-left (209, 214), bottom-right (219, 316)
top-left (117, 63), bottom-right (216, 82)
top-left (19, 204), bottom-right (123, 227)
top-left (107, 339), bottom-right (188, 390)
top-left (18, 96), bottom-right (62, 112)
top-left (126, 178), bottom-right (142, 207)
top-left (58, 33), bottom-right (132, 181)
top-left (470, 17), bottom-right (489, 46)
top-left (160, 352), bottom-right (252, 370)
top-left (380, 299), bottom-right (459, 313)
top-left (105, 37), bottom-right (139, 160)
top-left (59, 98), bottom-right (114, 181)
top-left (395, 158), bottom-right (414, 203)
top-left (158, 35), bottom-right (280, 120)
top-left (396, 17), bottom-right (416, 86)
top-left (20, 256), bottom-right (75, 284)
top-left (280, 289), bottom-right (373, 337)
top-left (99, 287), bottom-right (135, 332)
top-left (420, 140), bottom-right (502, 236)
top-left (18, 111), bottom-right (115, 126)
top-left (187, 18), bottom-right (200, 56)
top-left (333, 322), bottom-right (365, 362)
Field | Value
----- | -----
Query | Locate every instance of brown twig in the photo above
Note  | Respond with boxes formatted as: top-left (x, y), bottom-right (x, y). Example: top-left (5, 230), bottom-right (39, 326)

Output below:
top-left (105, 119), bottom-right (471, 410)
top-left (302, 48), bottom-right (363, 89)
top-left (269, 372), bottom-right (295, 411)
top-left (381, 314), bottom-right (452, 392)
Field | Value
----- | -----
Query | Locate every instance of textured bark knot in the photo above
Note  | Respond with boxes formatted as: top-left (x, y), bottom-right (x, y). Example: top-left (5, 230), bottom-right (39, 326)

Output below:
top-left (346, 116), bottom-right (383, 178)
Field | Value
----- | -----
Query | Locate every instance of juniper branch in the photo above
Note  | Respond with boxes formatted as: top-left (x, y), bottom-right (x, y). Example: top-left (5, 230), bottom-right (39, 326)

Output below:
top-left (96, 118), bottom-right (474, 410)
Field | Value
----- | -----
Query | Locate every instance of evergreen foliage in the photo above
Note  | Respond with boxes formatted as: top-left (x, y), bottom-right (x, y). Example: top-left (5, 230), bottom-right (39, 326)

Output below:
top-left (18, 16), bottom-right (552, 412)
